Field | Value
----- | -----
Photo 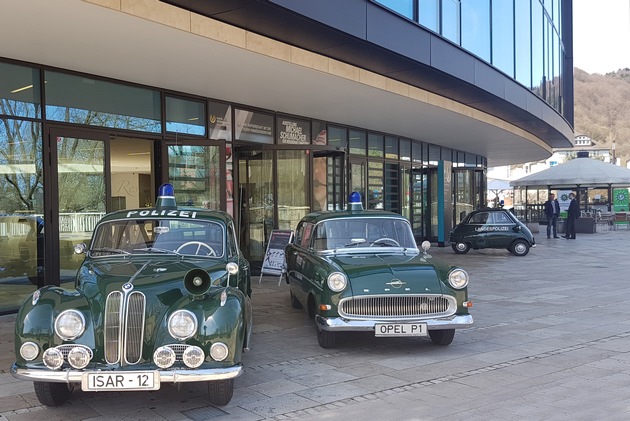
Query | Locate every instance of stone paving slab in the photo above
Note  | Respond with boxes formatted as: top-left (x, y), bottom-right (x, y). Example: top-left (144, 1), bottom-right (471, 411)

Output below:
top-left (2, 230), bottom-right (630, 420)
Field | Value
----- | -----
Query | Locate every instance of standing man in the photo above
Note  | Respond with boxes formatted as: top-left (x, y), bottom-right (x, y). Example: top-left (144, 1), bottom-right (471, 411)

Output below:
top-left (544, 193), bottom-right (560, 238)
top-left (563, 192), bottom-right (579, 239)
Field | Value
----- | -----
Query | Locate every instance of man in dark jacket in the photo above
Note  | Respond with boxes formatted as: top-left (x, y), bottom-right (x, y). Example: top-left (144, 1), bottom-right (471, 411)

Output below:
top-left (563, 192), bottom-right (579, 239)
top-left (544, 193), bottom-right (560, 238)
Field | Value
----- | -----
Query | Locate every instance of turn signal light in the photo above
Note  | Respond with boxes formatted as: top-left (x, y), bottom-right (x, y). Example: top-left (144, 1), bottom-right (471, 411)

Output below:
top-left (463, 301), bottom-right (473, 308)
top-left (319, 304), bottom-right (331, 311)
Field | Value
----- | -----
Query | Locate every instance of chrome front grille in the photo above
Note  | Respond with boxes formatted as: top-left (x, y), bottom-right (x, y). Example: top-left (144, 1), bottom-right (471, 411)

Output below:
top-left (338, 295), bottom-right (455, 320)
top-left (104, 290), bottom-right (146, 365)
top-left (104, 291), bottom-right (122, 364)
top-left (124, 292), bottom-right (146, 364)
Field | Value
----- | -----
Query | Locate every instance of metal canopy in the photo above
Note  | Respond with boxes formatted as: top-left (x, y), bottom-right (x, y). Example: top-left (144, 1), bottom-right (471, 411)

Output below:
top-left (510, 157), bottom-right (630, 188)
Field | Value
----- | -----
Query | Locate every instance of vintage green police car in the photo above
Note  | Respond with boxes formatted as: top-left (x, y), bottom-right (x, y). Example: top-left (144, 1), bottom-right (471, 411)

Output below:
top-left (285, 193), bottom-right (473, 349)
top-left (11, 184), bottom-right (252, 407)
top-left (449, 208), bottom-right (535, 256)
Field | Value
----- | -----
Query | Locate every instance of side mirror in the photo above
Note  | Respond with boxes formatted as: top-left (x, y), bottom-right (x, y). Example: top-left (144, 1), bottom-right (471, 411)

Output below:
top-left (512, 226), bottom-right (521, 233)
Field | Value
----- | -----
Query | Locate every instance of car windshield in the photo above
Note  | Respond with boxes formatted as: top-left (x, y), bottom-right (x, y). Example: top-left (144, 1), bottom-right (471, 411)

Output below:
top-left (90, 219), bottom-right (224, 257)
top-left (311, 217), bottom-right (417, 251)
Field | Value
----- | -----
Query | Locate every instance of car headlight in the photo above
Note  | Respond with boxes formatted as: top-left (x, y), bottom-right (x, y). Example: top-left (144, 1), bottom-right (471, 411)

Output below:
top-left (54, 310), bottom-right (86, 340)
top-left (168, 310), bottom-right (198, 340)
top-left (448, 268), bottom-right (469, 289)
top-left (327, 272), bottom-right (347, 292)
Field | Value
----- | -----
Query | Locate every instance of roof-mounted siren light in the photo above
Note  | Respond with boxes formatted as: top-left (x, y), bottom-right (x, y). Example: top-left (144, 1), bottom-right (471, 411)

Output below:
top-left (156, 183), bottom-right (177, 210)
top-left (348, 192), bottom-right (364, 212)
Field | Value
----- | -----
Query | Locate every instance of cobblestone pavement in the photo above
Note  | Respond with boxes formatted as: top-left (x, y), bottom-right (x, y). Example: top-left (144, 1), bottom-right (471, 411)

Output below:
top-left (2, 229), bottom-right (630, 420)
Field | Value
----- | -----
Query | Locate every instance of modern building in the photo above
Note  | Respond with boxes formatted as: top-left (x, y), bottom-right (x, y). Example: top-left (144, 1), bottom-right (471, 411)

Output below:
top-left (0, 0), bottom-right (574, 312)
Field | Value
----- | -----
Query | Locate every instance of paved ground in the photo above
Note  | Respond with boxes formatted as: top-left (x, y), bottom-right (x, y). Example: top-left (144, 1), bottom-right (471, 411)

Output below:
top-left (2, 228), bottom-right (630, 420)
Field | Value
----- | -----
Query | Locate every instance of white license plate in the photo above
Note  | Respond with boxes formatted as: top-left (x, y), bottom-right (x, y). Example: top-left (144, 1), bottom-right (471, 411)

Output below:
top-left (82, 371), bottom-right (160, 391)
top-left (375, 323), bottom-right (427, 337)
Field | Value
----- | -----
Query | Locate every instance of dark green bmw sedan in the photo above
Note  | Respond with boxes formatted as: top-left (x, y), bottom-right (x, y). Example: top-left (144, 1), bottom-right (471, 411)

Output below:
top-left (285, 193), bottom-right (473, 349)
top-left (12, 184), bottom-right (252, 407)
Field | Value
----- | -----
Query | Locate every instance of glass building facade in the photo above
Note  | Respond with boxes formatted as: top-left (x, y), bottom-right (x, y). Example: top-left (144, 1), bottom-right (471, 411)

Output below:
top-left (0, 0), bottom-right (573, 313)
top-left (375, 0), bottom-right (567, 116)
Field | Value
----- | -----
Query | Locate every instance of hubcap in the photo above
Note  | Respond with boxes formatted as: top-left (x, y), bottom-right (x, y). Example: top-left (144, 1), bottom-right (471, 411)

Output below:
top-left (515, 243), bottom-right (526, 254)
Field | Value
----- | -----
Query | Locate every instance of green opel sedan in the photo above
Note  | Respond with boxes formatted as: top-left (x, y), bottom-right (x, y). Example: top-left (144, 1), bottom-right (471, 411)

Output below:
top-left (11, 184), bottom-right (252, 407)
top-left (449, 208), bottom-right (536, 256)
top-left (285, 193), bottom-right (473, 349)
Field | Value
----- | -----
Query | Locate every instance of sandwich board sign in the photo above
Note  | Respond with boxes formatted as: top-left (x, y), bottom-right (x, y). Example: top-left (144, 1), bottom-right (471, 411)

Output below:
top-left (259, 230), bottom-right (293, 285)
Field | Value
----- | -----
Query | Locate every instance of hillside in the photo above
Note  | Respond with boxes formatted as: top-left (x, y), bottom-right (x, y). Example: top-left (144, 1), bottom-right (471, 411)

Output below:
top-left (574, 67), bottom-right (630, 166)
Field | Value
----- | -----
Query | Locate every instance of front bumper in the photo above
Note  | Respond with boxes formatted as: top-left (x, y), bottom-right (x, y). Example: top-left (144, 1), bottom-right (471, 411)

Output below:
top-left (316, 314), bottom-right (473, 332)
top-left (11, 363), bottom-right (243, 384)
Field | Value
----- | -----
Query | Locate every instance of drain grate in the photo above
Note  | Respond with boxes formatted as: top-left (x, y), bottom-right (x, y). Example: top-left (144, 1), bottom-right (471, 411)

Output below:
top-left (182, 405), bottom-right (229, 420)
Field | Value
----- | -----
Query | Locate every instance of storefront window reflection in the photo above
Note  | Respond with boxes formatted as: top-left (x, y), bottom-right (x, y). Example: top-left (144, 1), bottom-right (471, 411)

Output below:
top-left (0, 119), bottom-right (43, 312)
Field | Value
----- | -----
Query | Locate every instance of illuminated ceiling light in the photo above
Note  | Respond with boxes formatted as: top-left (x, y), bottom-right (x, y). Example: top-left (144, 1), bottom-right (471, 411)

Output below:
top-left (10, 84), bottom-right (33, 94)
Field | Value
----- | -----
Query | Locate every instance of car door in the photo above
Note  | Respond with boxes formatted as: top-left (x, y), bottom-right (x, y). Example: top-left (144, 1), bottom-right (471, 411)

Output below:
top-left (285, 222), bottom-right (313, 303)
top-left (467, 211), bottom-right (490, 248)
top-left (485, 211), bottom-right (515, 248)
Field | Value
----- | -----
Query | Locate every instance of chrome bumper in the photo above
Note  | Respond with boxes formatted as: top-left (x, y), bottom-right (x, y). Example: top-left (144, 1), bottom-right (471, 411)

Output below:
top-left (11, 363), bottom-right (243, 384)
top-left (316, 314), bottom-right (473, 332)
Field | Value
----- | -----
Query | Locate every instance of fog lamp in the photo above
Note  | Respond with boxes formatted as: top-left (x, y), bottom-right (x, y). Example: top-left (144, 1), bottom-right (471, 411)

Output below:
top-left (68, 346), bottom-right (91, 369)
top-left (153, 346), bottom-right (176, 369)
top-left (43, 348), bottom-right (64, 370)
top-left (210, 342), bottom-right (229, 361)
top-left (20, 342), bottom-right (39, 361)
top-left (182, 346), bottom-right (205, 368)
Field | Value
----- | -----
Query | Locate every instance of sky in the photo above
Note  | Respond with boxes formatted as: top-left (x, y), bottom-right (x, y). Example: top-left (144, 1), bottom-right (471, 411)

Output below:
top-left (573, 0), bottom-right (630, 74)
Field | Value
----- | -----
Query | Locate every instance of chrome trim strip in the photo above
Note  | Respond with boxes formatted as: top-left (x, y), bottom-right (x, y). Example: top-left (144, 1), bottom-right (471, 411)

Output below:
top-left (11, 364), bottom-right (243, 384)
top-left (316, 314), bottom-right (473, 331)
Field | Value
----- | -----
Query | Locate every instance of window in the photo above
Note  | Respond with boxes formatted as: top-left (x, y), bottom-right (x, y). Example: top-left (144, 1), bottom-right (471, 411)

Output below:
top-left (419, 0), bottom-right (439, 32)
top-left (461, 0), bottom-right (490, 62)
top-left (375, 0), bottom-right (413, 19)
top-left (441, 0), bottom-right (461, 44)
top-left (166, 96), bottom-right (205, 136)
top-left (0, 62), bottom-right (41, 118)
top-left (45, 71), bottom-right (161, 132)
top-left (492, 0), bottom-right (514, 76)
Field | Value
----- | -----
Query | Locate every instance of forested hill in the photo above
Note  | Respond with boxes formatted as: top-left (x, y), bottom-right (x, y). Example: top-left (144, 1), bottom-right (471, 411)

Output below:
top-left (574, 67), bottom-right (630, 166)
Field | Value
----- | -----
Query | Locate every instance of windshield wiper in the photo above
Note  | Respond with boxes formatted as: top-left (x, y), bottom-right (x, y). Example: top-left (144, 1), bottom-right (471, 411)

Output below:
top-left (134, 247), bottom-right (181, 255)
top-left (89, 247), bottom-right (131, 255)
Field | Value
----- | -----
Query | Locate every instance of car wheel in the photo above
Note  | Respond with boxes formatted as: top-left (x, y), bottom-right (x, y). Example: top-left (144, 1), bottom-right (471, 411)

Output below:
top-left (290, 290), bottom-right (302, 309)
top-left (34, 382), bottom-right (72, 407)
top-left (317, 326), bottom-right (336, 349)
top-left (207, 378), bottom-right (234, 406)
top-left (428, 329), bottom-right (455, 346)
top-left (452, 242), bottom-right (470, 254)
top-left (510, 239), bottom-right (530, 256)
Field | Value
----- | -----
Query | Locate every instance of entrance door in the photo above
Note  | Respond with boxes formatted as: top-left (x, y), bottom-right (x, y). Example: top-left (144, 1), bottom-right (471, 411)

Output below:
top-left (349, 159), bottom-right (367, 207)
top-left (411, 168), bottom-right (439, 241)
top-left (237, 149), bottom-right (274, 267)
top-left (313, 150), bottom-right (344, 211)
top-left (50, 129), bottom-right (107, 285)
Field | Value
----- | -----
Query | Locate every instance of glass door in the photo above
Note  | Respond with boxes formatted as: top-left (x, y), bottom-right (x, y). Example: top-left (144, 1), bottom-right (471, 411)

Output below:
top-left (313, 150), bottom-right (344, 211)
top-left (349, 159), bottom-right (367, 208)
top-left (52, 130), bottom-right (107, 284)
top-left (167, 143), bottom-right (222, 209)
top-left (277, 150), bottom-right (309, 231)
top-left (237, 149), bottom-right (274, 268)
top-left (411, 167), bottom-right (439, 241)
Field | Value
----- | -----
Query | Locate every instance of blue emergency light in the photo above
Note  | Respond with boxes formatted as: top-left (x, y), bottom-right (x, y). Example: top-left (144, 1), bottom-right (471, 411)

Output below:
top-left (156, 183), bottom-right (177, 210)
top-left (348, 192), bottom-right (364, 212)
